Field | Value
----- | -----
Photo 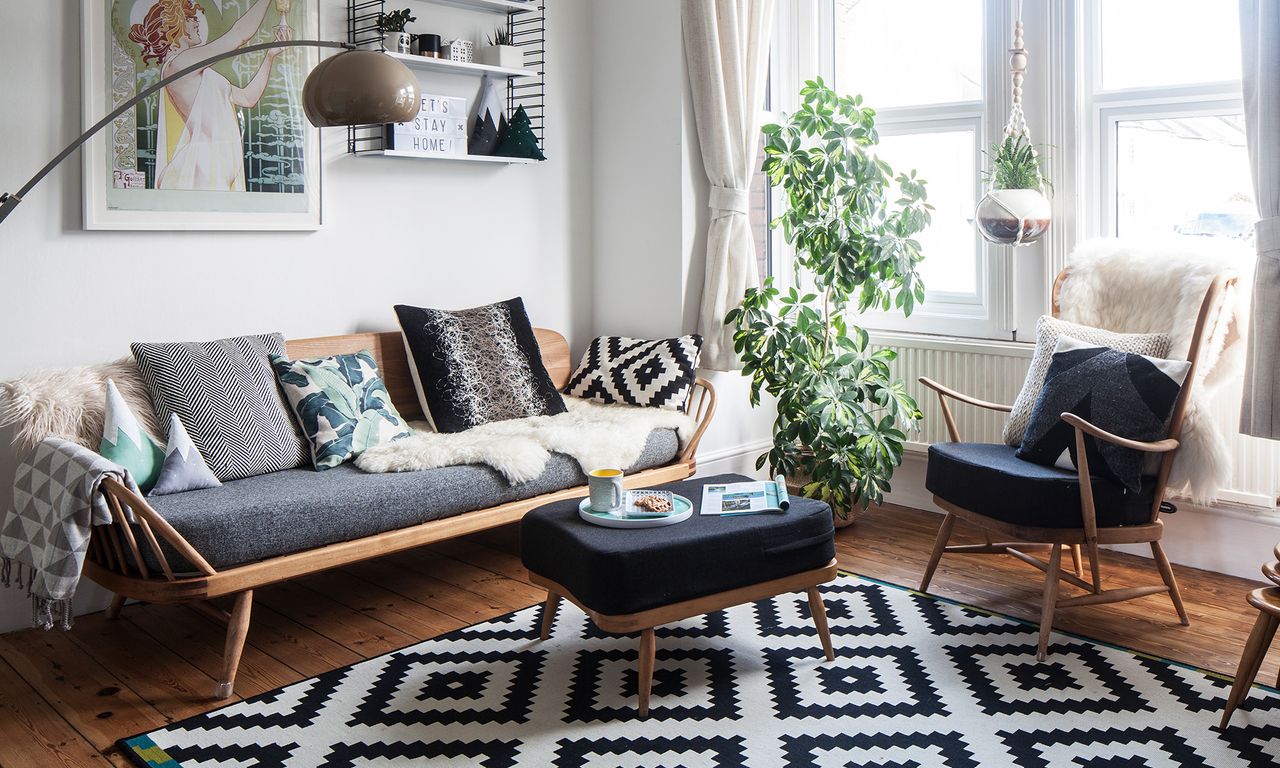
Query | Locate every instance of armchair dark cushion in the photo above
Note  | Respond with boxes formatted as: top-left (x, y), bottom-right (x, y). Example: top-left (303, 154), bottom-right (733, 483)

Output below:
top-left (925, 442), bottom-right (1156, 529)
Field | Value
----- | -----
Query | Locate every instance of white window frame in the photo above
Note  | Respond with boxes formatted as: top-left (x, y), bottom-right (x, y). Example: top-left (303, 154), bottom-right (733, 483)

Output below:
top-left (1080, 1), bottom-right (1245, 242)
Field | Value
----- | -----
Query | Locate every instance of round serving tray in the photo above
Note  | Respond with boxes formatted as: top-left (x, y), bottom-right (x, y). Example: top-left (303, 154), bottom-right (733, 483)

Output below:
top-left (578, 494), bottom-right (694, 529)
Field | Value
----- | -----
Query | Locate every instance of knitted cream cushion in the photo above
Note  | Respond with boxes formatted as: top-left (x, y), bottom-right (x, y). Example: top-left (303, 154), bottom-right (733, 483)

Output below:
top-left (1002, 316), bottom-right (1171, 447)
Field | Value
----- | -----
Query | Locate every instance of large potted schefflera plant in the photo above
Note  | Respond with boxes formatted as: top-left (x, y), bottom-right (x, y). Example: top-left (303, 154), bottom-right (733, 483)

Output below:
top-left (727, 78), bottom-right (931, 525)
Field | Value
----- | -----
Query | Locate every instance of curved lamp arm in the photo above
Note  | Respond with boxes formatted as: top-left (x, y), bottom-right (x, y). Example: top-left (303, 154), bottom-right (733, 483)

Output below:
top-left (0, 39), bottom-right (354, 226)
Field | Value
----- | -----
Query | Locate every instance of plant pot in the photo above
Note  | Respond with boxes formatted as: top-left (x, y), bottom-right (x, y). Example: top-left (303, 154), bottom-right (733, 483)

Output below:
top-left (479, 44), bottom-right (523, 70)
top-left (785, 465), bottom-right (858, 528)
top-left (975, 187), bottom-right (1051, 246)
top-left (385, 31), bottom-right (412, 55)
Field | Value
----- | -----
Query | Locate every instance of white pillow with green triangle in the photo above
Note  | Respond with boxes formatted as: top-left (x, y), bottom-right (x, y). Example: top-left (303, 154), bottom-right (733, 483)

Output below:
top-left (100, 379), bottom-right (220, 496)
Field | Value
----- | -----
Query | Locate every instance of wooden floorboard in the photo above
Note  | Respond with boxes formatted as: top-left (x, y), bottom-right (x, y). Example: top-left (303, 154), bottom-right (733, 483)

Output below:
top-left (0, 505), bottom-right (1275, 766)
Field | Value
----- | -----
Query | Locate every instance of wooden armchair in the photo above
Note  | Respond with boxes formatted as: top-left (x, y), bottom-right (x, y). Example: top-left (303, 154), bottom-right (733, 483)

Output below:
top-left (917, 271), bottom-right (1233, 661)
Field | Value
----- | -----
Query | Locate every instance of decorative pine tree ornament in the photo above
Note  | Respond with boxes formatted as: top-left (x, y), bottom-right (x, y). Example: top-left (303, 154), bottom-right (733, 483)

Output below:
top-left (494, 105), bottom-right (545, 161)
top-left (976, 8), bottom-right (1051, 246)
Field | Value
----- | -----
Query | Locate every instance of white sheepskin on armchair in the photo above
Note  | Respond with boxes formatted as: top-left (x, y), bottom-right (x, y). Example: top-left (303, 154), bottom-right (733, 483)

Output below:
top-left (1055, 237), bottom-right (1253, 503)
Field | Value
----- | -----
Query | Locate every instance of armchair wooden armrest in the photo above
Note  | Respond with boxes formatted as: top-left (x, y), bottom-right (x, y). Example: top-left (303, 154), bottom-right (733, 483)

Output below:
top-left (918, 377), bottom-right (1012, 442)
top-left (1059, 413), bottom-right (1179, 454)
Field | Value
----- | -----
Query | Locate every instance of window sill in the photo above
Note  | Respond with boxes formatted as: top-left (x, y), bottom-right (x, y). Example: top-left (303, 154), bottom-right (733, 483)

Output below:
top-left (867, 329), bottom-right (1034, 358)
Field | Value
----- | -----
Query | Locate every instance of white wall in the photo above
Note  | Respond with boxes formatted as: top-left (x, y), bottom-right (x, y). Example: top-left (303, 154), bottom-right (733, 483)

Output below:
top-left (0, 0), bottom-right (597, 630)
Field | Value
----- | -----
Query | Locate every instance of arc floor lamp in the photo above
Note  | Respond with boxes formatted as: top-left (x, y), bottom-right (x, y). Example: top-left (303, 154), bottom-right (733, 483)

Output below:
top-left (0, 41), bottom-right (420, 225)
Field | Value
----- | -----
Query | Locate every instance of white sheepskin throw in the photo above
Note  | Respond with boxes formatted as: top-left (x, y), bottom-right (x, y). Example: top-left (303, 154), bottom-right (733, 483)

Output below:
top-left (1056, 237), bottom-right (1253, 502)
top-left (355, 397), bottom-right (697, 484)
top-left (0, 359), bottom-right (162, 458)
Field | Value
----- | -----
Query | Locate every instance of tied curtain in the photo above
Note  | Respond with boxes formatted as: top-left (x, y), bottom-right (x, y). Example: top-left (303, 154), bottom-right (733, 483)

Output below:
top-left (683, 0), bottom-right (776, 371)
top-left (1240, 0), bottom-right (1280, 439)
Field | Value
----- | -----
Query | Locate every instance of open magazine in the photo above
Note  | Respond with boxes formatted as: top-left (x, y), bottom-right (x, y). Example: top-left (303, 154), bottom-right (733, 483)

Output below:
top-left (701, 476), bottom-right (790, 516)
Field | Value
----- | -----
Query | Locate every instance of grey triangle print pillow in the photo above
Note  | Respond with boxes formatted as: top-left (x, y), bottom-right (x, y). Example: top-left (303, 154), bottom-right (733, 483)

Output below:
top-left (394, 298), bottom-right (567, 433)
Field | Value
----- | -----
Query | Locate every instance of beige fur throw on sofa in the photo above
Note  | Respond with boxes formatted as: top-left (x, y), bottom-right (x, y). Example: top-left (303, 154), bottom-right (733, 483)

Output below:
top-left (1055, 237), bottom-right (1253, 503)
top-left (0, 358), bottom-right (161, 458)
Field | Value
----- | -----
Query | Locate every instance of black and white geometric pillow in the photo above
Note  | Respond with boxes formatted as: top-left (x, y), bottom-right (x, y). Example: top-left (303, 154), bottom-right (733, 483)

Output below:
top-left (1015, 336), bottom-right (1190, 492)
top-left (564, 335), bottom-right (702, 411)
top-left (394, 298), bottom-right (567, 434)
top-left (130, 333), bottom-right (310, 482)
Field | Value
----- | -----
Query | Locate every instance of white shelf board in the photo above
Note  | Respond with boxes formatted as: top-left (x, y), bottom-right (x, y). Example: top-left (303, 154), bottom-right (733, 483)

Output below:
top-left (416, 0), bottom-right (535, 13)
top-left (386, 51), bottom-right (533, 78)
top-left (365, 150), bottom-right (541, 164)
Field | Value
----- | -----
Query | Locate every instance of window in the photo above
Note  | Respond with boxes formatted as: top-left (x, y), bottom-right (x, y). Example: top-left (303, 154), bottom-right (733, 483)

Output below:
top-left (1087, 0), bottom-right (1252, 244)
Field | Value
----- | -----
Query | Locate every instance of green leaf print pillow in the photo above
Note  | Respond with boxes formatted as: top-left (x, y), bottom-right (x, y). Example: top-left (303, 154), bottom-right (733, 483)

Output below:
top-left (271, 351), bottom-right (412, 470)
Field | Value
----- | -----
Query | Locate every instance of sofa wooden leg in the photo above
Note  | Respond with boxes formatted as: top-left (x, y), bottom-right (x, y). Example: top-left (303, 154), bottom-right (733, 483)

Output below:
top-left (807, 587), bottom-right (835, 661)
top-left (215, 591), bottom-right (253, 700)
top-left (105, 594), bottom-right (127, 620)
top-left (540, 592), bottom-right (560, 641)
top-left (637, 628), bottom-right (655, 717)
top-left (1221, 610), bottom-right (1278, 729)
top-left (920, 512), bottom-right (957, 593)
top-left (1036, 544), bottom-right (1063, 662)
top-left (1151, 542), bottom-right (1190, 626)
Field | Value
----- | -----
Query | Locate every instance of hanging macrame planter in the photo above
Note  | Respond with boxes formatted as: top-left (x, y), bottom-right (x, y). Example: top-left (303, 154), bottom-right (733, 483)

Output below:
top-left (976, 14), bottom-right (1051, 246)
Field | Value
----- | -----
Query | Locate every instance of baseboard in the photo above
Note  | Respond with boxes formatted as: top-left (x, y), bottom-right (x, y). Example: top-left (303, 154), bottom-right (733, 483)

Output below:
top-left (694, 439), bottom-right (773, 479)
top-left (885, 450), bottom-right (1280, 581)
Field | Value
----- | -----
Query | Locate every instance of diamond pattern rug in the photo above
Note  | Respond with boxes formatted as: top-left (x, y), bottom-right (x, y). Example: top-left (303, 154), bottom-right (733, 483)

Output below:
top-left (118, 574), bottom-right (1280, 767)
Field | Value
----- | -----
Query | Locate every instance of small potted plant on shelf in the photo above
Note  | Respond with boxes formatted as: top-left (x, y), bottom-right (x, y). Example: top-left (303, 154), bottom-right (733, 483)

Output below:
top-left (378, 8), bottom-right (416, 55)
top-left (975, 133), bottom-right (1052, 245)
top-left (479, 26), bottom-right (522, 69)
top-left (727, 78), bottom-right (931, 527)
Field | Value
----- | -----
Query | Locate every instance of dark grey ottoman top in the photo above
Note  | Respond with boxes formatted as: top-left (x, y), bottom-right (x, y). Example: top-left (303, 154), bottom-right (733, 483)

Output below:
top-left (520, 473), bottom-right (835, 616)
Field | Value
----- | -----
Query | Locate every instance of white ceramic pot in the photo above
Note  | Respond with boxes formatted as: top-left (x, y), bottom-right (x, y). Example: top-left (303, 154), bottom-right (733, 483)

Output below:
top-left (479, 44), bottom-right (523, 70)
top-left (386, 32), bottom-right (411, 55)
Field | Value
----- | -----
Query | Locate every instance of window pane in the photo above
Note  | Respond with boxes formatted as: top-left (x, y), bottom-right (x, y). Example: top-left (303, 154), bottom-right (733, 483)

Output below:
top-left (1115, 114), bottom-right (1255, 242)
top-left (875, 130), bottom-right (978, 296)
top-left (1100, 1), bottom-right (1242, 91)
top-left (749, 133), bottom-right (771, 284)
top-left (833, 0), bottom-right (982, 109)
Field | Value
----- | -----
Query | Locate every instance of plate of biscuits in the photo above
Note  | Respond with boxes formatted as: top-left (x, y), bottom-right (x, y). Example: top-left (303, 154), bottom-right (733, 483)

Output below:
top-left (578, 490), bottom-right (694, 528)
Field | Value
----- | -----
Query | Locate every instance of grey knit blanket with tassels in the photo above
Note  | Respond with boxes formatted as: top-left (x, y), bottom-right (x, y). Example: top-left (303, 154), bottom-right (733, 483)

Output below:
top-left (0, 436), bottom-right (138, 630)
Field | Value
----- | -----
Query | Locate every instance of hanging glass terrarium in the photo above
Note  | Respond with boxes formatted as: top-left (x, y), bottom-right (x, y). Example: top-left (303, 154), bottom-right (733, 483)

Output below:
top-left (976, 15), bottom-right (1051, 246)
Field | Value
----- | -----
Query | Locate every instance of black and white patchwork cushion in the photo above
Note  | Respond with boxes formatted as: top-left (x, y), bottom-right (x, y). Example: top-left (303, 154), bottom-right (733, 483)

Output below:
top-left (130, 333), bottom-right (310, 482)
top-left (1015, 336), bottom-right (1190, 492)
top-left (394, 298), bottom-right (567, 433)
top-left (564, 335), bottom-right (702, 411)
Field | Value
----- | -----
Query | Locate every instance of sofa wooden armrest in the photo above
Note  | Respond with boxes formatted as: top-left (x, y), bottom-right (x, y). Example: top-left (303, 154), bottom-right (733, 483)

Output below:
top-left (83, 328), bottom-right (717, 701)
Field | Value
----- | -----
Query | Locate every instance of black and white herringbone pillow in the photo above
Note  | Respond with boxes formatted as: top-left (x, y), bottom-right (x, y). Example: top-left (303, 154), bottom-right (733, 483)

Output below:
top-left (131, 334), bottom-right (310, 482)
top-left (564, 335), bottom-right (702, 411)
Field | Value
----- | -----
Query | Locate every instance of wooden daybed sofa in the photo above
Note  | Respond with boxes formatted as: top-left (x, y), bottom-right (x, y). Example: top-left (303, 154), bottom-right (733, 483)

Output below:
top-left (85, 328), bottom-right (716, 699)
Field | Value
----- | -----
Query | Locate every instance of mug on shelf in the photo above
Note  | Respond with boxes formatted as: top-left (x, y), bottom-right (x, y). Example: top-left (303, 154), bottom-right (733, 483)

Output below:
top-left (588, 468), bottom-right (625, 512)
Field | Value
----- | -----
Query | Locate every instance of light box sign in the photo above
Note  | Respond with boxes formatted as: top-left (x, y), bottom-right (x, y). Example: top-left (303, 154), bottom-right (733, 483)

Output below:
top-left (385, 95), bottom-right (468, 156)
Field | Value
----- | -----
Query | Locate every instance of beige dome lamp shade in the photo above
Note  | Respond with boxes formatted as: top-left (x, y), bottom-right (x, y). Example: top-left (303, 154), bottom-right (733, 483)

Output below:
top-left (0, 41), bottom-right (420, 226)
top-left (303, 49), bottom-right (420, 127)
top-left (976, 9), bottom-right (1052, 246)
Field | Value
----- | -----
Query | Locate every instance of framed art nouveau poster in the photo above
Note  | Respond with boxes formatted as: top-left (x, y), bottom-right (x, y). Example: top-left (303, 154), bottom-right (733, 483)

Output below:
top-left (81, 0), bottom-right (322, 230)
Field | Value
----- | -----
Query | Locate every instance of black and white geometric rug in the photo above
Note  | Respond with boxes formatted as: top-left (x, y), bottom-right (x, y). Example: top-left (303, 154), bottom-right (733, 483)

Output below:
top-left (119, 574), bottom-right (1280, 767)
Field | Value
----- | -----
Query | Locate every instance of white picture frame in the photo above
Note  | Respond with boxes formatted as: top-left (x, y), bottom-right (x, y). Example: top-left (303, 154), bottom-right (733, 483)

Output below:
top-left (81, 0), bottom-right (322, 231)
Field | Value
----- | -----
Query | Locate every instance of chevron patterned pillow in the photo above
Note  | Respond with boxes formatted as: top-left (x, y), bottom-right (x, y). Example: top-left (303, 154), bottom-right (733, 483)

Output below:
top-left (564, 335), bottom-right (702, 411)
top-left (1015, 336), bottom-right (1190, 492)
top-left (130, 334), bottom-right (310, 482)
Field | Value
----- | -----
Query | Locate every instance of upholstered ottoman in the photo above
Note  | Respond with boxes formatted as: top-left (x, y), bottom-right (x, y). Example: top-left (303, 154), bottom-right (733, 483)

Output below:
top-left (521, 473), bottom-right (838, 716)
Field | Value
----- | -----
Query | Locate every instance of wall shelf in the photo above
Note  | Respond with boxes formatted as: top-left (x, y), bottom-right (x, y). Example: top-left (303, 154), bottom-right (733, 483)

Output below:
top-left (415, 0), bottom-right (536, 14)
top-left (362, 150), bottom-right (540, 164)
top-left (384, 51), bottom-right (534, 79)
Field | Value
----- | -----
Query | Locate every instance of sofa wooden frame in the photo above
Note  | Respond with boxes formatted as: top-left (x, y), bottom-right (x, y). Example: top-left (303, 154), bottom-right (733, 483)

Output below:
top-left (85, 329), bottom-right (717, 699)
top-left (917, 271), bottom-right (1234, 661)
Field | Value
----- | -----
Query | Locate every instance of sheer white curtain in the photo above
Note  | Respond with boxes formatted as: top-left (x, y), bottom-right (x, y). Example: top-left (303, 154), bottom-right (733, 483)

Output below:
top-left (682, 0), bottom-right (775, 371)
top-left (1240, 0), bottom-right (1280, 439)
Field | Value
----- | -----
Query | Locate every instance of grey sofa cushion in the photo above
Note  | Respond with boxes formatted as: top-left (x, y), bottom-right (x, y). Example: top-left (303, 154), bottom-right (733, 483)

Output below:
top-left (144, 429), bottom-right (680, 571)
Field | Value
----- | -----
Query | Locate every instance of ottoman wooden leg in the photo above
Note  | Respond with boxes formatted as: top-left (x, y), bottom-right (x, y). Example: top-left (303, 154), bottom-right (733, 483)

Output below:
top-left (807, 587), bottom-right (835, 661)
top-left (540, 592), bottom-right (561, 640)
top-left (638, 628), bottom-right (655, 717)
